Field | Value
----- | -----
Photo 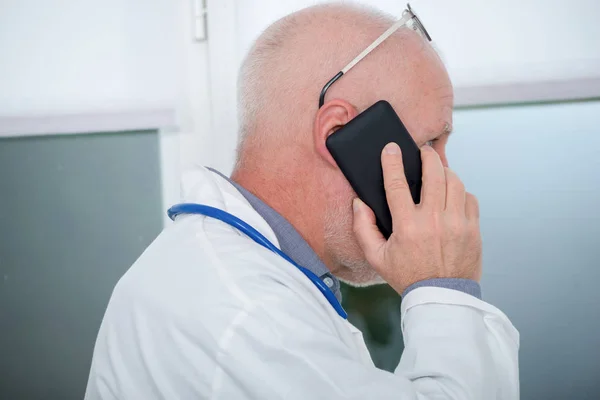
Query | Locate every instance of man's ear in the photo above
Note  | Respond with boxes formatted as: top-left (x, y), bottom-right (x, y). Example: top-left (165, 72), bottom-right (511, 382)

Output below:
top-left (313, 99), bottom-right (359, 168)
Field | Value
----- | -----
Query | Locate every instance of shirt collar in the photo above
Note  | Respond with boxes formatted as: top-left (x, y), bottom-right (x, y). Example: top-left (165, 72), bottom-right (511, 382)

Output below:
top-left (208, 168), bottom-right (342, 302)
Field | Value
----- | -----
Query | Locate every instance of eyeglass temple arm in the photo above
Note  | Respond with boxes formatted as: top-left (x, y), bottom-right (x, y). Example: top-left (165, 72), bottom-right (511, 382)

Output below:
top-left (318, 12), bottom-right (413, 108)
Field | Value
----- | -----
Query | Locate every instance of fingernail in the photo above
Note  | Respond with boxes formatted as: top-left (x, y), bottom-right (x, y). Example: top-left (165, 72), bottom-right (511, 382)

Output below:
top-left (353, 198), bottom-right (361, 212)
top-left (384, 142), bottom-right (400, 154)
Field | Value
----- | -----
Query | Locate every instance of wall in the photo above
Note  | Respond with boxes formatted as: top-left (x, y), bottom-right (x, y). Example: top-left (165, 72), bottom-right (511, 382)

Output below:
top-left (234, 0), bottom-right (600, 87)
top-left (445, 100), bottom-right (600, 399)
top-left (0, 2), bottom-right (213, 396)
top-left (0, 131), bottom-right (164, 399)
top-left (0, 0), bottom-right (177, 115)
top-left (0, 0), bottom-right (214, 222)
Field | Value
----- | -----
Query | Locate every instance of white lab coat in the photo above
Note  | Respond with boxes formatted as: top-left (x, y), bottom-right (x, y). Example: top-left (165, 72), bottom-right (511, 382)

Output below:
top-left (85, 167), bottom-right (519, 399)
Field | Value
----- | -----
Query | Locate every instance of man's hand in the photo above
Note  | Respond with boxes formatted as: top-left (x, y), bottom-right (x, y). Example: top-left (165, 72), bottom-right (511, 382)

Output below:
top-left (352, 142), bottom-right (482, 295)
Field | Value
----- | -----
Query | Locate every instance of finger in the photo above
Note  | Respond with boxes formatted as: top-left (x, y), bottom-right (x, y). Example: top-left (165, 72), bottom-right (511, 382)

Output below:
top-left (465, 192), bottom-right (480, 220)
top-left (381, 142), bottom-right (415, 223)
top-left (420, 146), bottom-right (446, 210)
top-left (444, 167), bottom-right (466, 215)
top-left (352, 198), bottom-right (386, 267)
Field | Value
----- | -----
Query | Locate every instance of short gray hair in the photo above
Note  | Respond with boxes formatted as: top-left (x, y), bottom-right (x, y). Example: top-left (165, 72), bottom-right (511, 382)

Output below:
top-left (236, 2), bottom-right (396, 147)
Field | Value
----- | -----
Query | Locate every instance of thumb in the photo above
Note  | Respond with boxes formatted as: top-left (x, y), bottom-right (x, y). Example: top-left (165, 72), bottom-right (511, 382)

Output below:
top-left (352, 198), bottom-right (386, 268)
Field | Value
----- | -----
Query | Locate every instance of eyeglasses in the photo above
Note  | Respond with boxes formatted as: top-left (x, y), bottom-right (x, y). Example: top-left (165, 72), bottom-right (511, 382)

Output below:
top-left (318, 3), bottom-right (431, 108)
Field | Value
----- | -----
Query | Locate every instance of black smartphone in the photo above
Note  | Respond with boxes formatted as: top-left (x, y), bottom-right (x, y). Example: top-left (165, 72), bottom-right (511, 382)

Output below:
top-left (326, 100), bottom-right (422, 238)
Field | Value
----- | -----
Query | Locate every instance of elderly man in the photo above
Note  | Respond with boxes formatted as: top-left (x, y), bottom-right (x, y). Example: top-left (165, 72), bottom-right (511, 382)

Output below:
top-left (86, 3), bottom-right (519, 399)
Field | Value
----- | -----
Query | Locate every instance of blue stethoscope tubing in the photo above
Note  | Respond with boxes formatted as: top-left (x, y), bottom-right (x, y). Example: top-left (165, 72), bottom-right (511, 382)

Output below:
top-left (168, 203), bottom-right (347, 319)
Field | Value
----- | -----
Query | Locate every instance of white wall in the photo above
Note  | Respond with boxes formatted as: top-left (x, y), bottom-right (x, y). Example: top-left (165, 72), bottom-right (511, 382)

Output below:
top-left (234, 0), bottom-right (600, 87)
top-left (0, 0), bottom-right (177, 115)
top-left (0, 0), bottom-right (214, 224)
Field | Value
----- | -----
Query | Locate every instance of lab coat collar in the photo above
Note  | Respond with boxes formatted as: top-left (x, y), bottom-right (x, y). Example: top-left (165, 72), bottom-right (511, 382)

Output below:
top-left (207, 168), bottom-right (342, 302)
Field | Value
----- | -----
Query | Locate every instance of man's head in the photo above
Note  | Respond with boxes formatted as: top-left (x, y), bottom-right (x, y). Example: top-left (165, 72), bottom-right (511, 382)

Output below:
top-left (231, 3), bottom-right (453, 286)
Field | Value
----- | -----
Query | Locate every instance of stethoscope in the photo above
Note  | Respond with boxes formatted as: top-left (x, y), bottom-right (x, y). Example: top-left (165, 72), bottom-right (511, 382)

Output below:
top-left (168, 203), bottom-right (348, 319)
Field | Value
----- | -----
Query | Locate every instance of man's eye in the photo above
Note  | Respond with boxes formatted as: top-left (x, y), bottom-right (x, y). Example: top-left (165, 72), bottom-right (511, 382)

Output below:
top-left (425, 139), bottom-right (435, 147)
